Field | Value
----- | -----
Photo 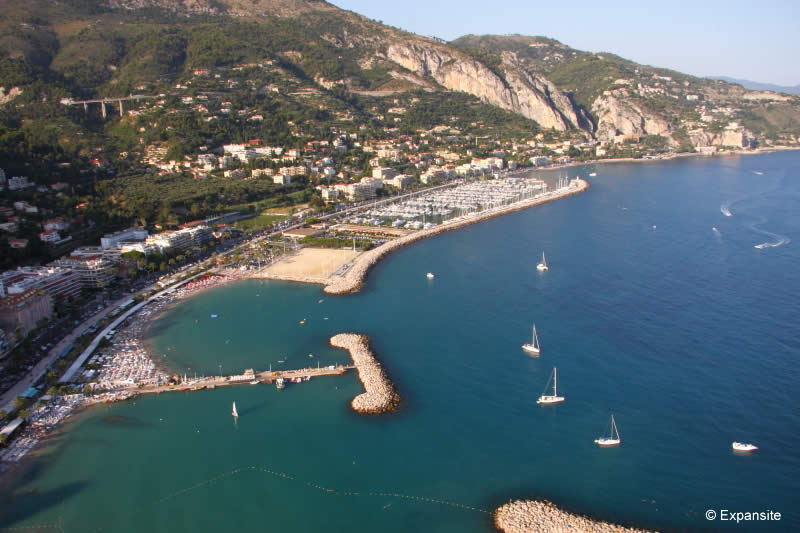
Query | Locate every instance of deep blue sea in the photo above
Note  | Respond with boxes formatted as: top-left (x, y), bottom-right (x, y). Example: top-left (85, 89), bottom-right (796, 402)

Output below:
top-left (2, 152), bottom-right (799, 532)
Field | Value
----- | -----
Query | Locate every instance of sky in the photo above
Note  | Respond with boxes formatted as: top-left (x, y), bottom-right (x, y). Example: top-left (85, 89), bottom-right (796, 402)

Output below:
top-left (330, 0), bottom-right (799, 86)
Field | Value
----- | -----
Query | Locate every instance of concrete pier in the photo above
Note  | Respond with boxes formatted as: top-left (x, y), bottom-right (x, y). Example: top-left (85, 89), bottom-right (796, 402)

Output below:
top-left (125, 364), bottom-right (352, 395)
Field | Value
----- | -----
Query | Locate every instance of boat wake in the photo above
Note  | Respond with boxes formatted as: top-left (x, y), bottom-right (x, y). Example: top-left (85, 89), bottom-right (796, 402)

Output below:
top-left (754, 237), bottom-right (790, 249)
top-left (749, 216), bottom-right (791, 250)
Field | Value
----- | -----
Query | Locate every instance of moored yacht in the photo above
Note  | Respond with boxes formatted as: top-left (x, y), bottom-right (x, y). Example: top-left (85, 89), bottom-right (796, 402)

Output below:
top-left (595, 414), bottom-right (621, 446)
top-left (522, 324), bottom-right (541, 355)
top-left (537, 252), bottom-right (548, 272)
top-left (536, 367), bottom-right (564, 404)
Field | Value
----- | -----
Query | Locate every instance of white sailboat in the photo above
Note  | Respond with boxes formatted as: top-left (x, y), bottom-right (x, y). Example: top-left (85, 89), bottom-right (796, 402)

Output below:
top-left (231, 401), bottom-right (238, 418)
top-left (537, 251), bottom-right (548, 271)
top-left (595, 414), bottom-right (621, 446)
top-left (522, 324), bottom-right (541, 355)
top-left (536, 367), bottom-right (565, 404)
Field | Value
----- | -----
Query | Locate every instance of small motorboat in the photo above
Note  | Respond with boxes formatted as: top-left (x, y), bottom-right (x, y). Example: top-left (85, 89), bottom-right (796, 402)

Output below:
top-left (426, 272), bottom-right (435, 279)
top-left (732, 442), bottom-right (758, 452)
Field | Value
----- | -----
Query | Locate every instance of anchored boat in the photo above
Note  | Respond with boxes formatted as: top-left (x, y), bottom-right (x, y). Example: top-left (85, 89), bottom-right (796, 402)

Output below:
top-left (522, 324), bottom-right (541, 355)
top-left (595, 415), bottom-right (621, 446)
top-left (537, 251), bottom-right (548, 272)
top-left (536, 367), bottom-right (565, 405)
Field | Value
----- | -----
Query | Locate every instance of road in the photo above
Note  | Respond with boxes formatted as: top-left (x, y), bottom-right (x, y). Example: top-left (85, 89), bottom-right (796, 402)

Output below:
top-left (0, 294), bottom-right (136, 412)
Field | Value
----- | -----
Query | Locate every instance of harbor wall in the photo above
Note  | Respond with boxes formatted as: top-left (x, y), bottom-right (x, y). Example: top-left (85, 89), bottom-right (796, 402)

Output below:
top-left (329, 333), bottom-right (400, 414)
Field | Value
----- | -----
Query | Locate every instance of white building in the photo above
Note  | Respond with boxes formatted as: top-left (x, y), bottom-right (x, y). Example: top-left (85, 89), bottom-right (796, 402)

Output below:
top-left (372, 167), bottom-right (396, 180)
top-left (385, 174), bottom-right (412, 189)
top-left (101, 228), bottom-right (148, 249)
top-left (7, 176), bottom-right (33, 191)
top-left (39, 231), bottom-right (61, 243)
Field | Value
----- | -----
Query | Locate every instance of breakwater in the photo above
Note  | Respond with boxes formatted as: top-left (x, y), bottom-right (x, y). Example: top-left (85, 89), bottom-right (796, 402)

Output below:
top-left (323, 179), bottom-right (588, 294)
top-left (329, 333), bottom-right (400, 414)
top-left (494, 500), bottom-right (656, 533)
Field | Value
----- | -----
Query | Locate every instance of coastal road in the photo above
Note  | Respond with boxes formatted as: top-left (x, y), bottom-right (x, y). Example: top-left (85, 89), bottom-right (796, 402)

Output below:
top-left (0, 294), bottom-right (139, 412)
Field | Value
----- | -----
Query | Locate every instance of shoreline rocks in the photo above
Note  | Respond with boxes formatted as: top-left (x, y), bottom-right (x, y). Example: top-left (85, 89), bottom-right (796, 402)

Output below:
top-left (494, 500), bottom-right (657, 533)
top-left (329, 333), bottom-right (400, 414)
top-left (323, 180), bottom-right (588, 295)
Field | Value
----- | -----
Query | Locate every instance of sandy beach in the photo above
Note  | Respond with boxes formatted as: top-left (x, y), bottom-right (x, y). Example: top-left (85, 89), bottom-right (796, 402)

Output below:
top-left (254, 247), bottom-right (362, 285)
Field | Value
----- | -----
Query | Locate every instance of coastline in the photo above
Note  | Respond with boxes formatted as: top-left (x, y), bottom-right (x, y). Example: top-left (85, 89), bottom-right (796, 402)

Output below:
top-left (548, 144), bottom-right (800, 173)
top-left (323, 179), bottom-right (589, 295)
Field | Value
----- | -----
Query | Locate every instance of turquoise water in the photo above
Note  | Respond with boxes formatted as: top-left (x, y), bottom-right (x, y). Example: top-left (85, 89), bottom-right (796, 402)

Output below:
top-left (2, 152), bottom-right (799, 532)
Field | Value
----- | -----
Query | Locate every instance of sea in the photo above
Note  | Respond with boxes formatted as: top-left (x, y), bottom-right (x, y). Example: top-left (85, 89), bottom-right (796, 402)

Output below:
top-left (2, 152), bottom-right (798, 532)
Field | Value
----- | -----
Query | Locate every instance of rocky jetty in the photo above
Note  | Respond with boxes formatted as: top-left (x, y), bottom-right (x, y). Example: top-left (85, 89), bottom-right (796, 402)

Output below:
top-left (324, 179), bottom-right (588, 295)
top-left (329, 333), bottom-right (400, 414)
top-left (494, 500), bottom-right (656, 533)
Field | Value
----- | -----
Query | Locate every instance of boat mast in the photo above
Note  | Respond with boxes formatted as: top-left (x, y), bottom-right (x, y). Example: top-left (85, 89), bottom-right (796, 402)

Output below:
top-left (553, 367), bottom-right (557, 396)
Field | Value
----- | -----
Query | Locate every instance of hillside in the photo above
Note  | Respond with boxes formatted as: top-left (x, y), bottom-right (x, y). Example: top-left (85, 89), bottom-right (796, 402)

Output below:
top-left (710, 76), bottom-right (800, 96)
top-left (452, 34), bottom-right (800, 149)
top-left (1, 0), bottom-right (800, 268)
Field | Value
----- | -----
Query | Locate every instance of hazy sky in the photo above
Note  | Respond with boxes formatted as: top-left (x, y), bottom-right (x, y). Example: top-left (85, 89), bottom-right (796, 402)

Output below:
top-left (330, 0), bottom-right (799, 86)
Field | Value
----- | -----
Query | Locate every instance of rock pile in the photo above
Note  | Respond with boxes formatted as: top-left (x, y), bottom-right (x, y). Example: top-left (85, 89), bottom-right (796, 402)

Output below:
top-left (324, 180), bottom-right (588, 295)
top-left (329, 333), bottom-right (400, 414)
top-left (494, 500), bottom-right (656, 533)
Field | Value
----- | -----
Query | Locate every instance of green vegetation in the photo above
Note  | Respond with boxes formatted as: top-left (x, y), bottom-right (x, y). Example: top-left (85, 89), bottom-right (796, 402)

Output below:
top-left (300, 236), bottom-right (373, 250)
top-left (234, 214), bottom-right (287, 231)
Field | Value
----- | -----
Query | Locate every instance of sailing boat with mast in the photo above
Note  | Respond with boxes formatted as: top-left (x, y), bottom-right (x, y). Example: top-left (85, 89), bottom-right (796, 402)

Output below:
top-left (522, 324), bottom-right (541, 355)
top-left (537, 251), bottom-right (548, 271)
top-left (594, 414), bottom-right (621, 446)
top-left (536, 367), bottom-right (565, 404)
top-left (231, 401), bottom-right (238, 418)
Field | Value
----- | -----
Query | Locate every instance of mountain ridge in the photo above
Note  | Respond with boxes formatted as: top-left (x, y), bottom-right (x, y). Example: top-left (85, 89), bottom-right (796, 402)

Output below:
top-left (0, 0), bottom-right (798, 151)
top-left (709, 76), bottom-right (800, 96)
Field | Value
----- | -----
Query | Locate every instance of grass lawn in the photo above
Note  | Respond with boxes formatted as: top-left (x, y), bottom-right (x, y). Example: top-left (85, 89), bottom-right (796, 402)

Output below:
top-left (234, 213), bottom-right (287, 231)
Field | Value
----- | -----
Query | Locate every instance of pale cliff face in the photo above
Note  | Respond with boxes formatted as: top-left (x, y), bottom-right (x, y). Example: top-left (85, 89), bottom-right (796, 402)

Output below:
top-left (386, 42), bottom-right (586, 132)
top-left (591, 94), bottom-right (672, 143)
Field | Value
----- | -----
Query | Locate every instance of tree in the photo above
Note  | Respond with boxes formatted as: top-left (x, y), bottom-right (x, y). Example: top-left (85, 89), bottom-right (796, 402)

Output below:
top-left (13, 397), bottom-right (29, 410)
top-left (82, 384), bottom-right (93, 395)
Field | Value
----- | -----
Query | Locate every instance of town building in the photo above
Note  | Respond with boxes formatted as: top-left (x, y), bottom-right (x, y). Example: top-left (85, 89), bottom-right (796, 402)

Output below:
top-left (0, 289), bottom-right (53, 336)
top-left (51, 255), bottom-right (116, 289)
top-left (0, 267), bottom-right (82, 299)
top-left (100, 228), bottom-right (148, 249)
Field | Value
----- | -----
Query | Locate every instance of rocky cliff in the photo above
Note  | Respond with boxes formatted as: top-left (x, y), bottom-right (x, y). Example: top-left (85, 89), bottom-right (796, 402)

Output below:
top-left (591, 94), bottom-right (673, 143)
top-left (385, 42), bottom-right (587, 132)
